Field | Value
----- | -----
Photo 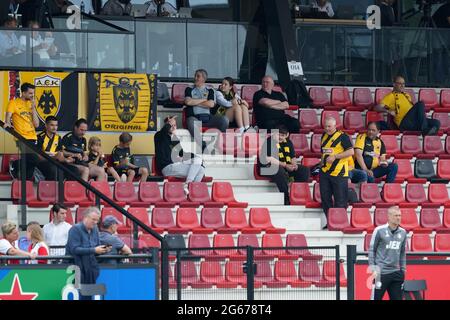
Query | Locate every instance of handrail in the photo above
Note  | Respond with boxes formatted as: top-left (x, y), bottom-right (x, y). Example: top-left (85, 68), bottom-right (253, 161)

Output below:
top-left (0, 254), bottom-right (154, 261)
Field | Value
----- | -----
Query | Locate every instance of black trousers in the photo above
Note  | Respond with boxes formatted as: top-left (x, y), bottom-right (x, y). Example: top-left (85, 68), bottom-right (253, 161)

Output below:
top-left (262, 165), bottom-right (310, 205)
top-left (259, 114), bottom-right (300, 133)
top-left (36, 161), bottom-right (81, 181)
top-left (399, 102), bottom-right (440, 135)
top-left (17, 140), bottom-right (39, 180)
top-left (319, 171), bottom-right (348, 217)
top-left (373, 270), bottom-right (405, 300)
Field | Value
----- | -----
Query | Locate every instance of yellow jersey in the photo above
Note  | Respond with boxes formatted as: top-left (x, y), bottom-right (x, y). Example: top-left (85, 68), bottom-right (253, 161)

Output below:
top-left (6, 98), bottom-right (37, 140)
top-left (381, 91), bottom-right (413, 127)
top-left (321, 130), bottom-right (353, 177)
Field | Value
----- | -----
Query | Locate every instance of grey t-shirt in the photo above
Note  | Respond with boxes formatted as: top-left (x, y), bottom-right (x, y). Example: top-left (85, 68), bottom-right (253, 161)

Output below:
top-left (185, 86), bottom-right (215, 116)
top-left (99, 231), bottom-right (125, 264)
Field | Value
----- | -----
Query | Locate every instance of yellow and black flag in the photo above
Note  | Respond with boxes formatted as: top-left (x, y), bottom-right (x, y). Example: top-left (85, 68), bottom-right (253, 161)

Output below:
top-left (87, 73), bottom-right (157, 132)
top-left (7, 71), bottom-right (79, 131)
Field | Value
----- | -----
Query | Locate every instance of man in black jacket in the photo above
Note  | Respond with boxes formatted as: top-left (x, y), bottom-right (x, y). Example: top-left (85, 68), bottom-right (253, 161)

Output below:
top-left (154, 115), bottom-right (205, 194)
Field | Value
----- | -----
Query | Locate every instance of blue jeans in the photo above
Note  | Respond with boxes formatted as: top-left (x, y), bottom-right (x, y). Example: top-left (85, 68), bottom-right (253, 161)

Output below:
top-left (349, 169), bottom-right (368, 183)
top-left (367, 163), bottom-right (398, 183)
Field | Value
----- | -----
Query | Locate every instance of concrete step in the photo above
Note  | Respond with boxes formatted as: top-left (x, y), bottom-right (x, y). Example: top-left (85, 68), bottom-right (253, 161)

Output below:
top-left (234, 192), bottom-right (284, 206)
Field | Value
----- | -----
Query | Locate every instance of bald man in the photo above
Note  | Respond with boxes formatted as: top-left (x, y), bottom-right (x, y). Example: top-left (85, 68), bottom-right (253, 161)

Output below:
top-left (252, 76), bottom-right (300, 133)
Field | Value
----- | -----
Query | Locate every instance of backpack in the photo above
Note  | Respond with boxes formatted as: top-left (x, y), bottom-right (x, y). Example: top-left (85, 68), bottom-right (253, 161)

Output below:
top-left (285, 79), bottom-right (313, 108)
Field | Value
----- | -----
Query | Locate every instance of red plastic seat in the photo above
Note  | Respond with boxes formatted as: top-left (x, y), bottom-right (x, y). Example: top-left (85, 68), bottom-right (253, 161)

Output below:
top-left (289, 134), bottom-right (309, 157)
top-left (212, 182), bottom-right (247, 208)
top-left (364, 233), bottom-right (372, 251)
top-left (328, 208), bottom-right (364, 233)
top-left (400, 208), bottom-right (421, 232)
top-left (171, 83), bottom-right (189, 105)
top-left (249, 208), bottom-right (286, 234)
top-left (299, 109), bottom-right (321, 134)
top-left (322, 260), bottom-right (347, 287)
top-left (75, 206), bottom-right (89, 223)
top-left (351, 208), bottom-right (374, 231)
top-left (262, 234), bottom-right (293, 259)
top-left (433, 112), bottom-right (450, 133)
top-left (126, 207), bottom-right (151, 230)
top-left (200, 261), bottom-right (236, 288)
top-left (274, 260), bottom-right (311, 288)
top-left (359, 183), bottom-right (384, 206)
top-left (188, 234), bottom-right (214, 258)
top-left (438, 159), bottom-right (450, 179)
top-left (440, 89), bottom-right (450, 109)
top-left (138, 234), bottom-right (160, 248)
top-left (365, 111), bottom-right (384, 126)
top-left (200, 207), bottom-right (234, 233)
top-left (313, 182), bottom-right (322, 204)
top-left (88, 181), bottom-right (120, 206)
top-left (394, 159), bottom-right (425, 183)
top-left (177, 208), bottom-right (212, 234)
top-left (406, 184), bottom-right (431, 205)
top-left (309, 87), bottom-right (330, 107)
top-left (237, 234), bottom-right (260, 256)
top-left (423, 136), bottom-right (444, 157)
top-left (331, 87), bottom-right (352, 107)
top-left (225, 261), bottom-right (248, 287)
top-left (428, 184), bottom-right (450, 205)
top-left (164, 182), bottom-right (189, 206)
top-left (401, 135), bottom-right (422, 155)
top-left (64, 181), bottom-right (90, 206)
top-left (353, 88), bottom-right (374, 109)
top-left (151, 207), bottom-right (184, 233)
top-left (443, 209), bottom-right (450, 229)
top-left (302, 157), bottom-right (321, 169)
top-left (380, 135), bottom-right (400, 155)
top-left (254, 261), bottom-right (281, 288)
top-left (311, 133), bottom-right (323, 155)
top-left (36, 181), bottom-right (57, 203)
top-left (344, 111), bottom-right (364, 131)
top-left (420, 208), bottom-right (443, 230)
top-left (241, 85), bottom-right (260, 108)
top-left (0, 154), bottom-right (19, 181)
top-left (374, 208), bottom-right (388, 226)
top-left (175, 260), bottom-right (211, 288)
top-left (213, 234), bottom-right (237, 258)
top-left (434, 233), bottom-right (450, 253)
top-left (101, 207), bottom-right (130, 233)
top-left (114, 182), bottom-right (138, 204)
top-left (419, 89), bottom-right (439, 110)
top-left (382, 183), bottom-right (407, 205)
top-left (241, 132), bottom-right (260, 157)
top-left (321, 110), bottom-right (343, 129)
top-left (290, 182), bottom-right (313, 206)
top-left (217, 132), bottom-right (237, 156)
top-left (139, 182), bottom-right (171, 207)
top-left (411, 233), bottom-right (433, 252)
top-left (225, 208), bottom-right (259, 233)
top-left (286, 234), bottom-right (323, 260)
top-left (298, 260), bottom-right (323, 285)
top-left (188, 182), bottom-right (223, 208)
top-left (375, 88), bottom-right (392, 105)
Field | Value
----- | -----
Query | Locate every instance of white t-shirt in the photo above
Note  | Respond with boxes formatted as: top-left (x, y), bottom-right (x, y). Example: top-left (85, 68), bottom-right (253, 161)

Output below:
top-left (146, 1), bottom-right (177, 16)
top-left (311, 0), bottom-right (335, 18)
top-left (43, 221), bottom-right (72, 255)
top-left (0, 239), bottom-right (13, 255)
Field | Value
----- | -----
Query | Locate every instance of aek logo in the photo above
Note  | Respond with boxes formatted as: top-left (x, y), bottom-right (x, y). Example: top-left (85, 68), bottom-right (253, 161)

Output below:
top-left (386, 241), bottom-right (401, 250)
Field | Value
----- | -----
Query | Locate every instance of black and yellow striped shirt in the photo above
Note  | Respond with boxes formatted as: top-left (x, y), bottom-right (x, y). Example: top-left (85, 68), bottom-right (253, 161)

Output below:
top-left (37, 131), bottom-right (62, 153)
top-left (354, 133), bottom-right (386, 170)
top-left (321, 130), bottom-right (353, 177)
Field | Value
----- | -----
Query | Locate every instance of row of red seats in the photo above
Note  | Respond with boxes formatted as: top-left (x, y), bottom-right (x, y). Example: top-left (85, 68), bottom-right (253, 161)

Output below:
top-left (290, 183), bottom-right (450, 208)
top-left (11, 180), bottom-right (248, 209)
top-left (168, 259), bottom-right (346, 289)
top-left (381, 135), bottom-right (450, 158)
top-left (364, 233), bottom-right (450, 256)
top-left (328, 207), bottom-right (450, 234)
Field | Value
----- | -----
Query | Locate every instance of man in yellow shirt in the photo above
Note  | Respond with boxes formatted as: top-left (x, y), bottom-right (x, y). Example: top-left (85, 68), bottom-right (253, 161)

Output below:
top-left (3, 83), bottom-right (40, 180)
top-left (375, 75), bottom-right (440, 135)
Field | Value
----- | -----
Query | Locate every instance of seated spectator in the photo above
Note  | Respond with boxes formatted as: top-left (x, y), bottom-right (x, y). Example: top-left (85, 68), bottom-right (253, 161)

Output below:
top-left (43, 204), bottom-right (72, 256)
top-left (375, 75), bottom-right (440, 136)
top-left (36, 116), bottom-right (80, 181)
top-left (101, 0), bottom-right (132, 15)
top-left (184, 69), bottom-right (229, 148)
top-left (349, 122), bottom-right (398, 183)
top-left (258, 125), bottom-right (310, 205)
top-left (62, 118), bottom-right (104, 181)
top-left (253, 76), bottom-right (300, 133)
top-left (26, 221), bottom-right (49, 264)
top-left (154, 115), bottom-right (205, 195)
top-left (112, 132), bottom-right (149, 183)
top-left (0, 221), bottom-right (35, 263)
top-left (0, 17), bottom-right (25, 63)
top-left (88, 136), bottom-right (121, 182)
top-left (311, 0), bottom-right (335, 18)
top-left (20, 21), bottom-right (58, 66)
top-left (146, 0), bottom-right (177, 17)
top-left (47, 0), bottom-right (73, 16)
top-left (99, 215), bottom-right (132, 265)
top-left (215, 77), bottom-right (252, 134)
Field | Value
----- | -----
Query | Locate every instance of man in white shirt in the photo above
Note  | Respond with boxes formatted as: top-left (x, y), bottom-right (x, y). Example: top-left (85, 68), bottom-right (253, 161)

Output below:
top-left (311, 0), bottom-right (334, 18)
top-left (43, 204), bottom-right (72, 256)
top-left (146, 0), bottom-right (177, 17)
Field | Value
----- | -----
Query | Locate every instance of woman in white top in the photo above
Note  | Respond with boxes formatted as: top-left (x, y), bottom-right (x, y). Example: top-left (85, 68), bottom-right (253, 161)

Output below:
top-left (215, 77), bottom-right (251, 134)
top-left (26, 222), bottom-right (49, 265)
top-left (311, 0), bottom-right (334, 18)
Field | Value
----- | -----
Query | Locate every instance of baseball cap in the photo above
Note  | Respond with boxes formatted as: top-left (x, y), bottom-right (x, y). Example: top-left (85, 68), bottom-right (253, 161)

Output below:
top-left (102, 215), bottom-right (122, 228)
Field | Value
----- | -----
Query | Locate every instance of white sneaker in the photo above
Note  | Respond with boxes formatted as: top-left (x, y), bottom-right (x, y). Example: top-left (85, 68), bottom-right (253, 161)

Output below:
top-left (121, 174), bottom-right (127, 182)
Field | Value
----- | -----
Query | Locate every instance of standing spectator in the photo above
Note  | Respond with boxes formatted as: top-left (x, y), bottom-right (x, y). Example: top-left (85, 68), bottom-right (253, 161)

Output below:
top-left (101, 0), bottom-right (132, 16)
top-left (311, 0), bottom-right (334, 18)
top-left (66, 207), bottom-right (111, 299)
top-left (253, 76), bottom-right (300, 133)
top-left (43, 204), bottom-right (72, 256)
top-left (17, 0), bottom-right (39, 28)
top-left (379, 0), bottom-right (395, 27)
top-left (146, 0), bottom-right (177, 17)
top-left (319, 117), bottom-right (354, 226)
top-left (215, 77), bottom-right (252, 134)
top-left (88, 136), bottom-right (121, 182)
top-left (184, 69), bottom-right (229, 148)
top-left (61, 119), bottom-right (104, 181)
top-left (26, 221), bottom-right (49, 264)
top-left (3, 82), bottom-right (39, 180)
top-left (0, 1), bottom-right (9, 25)
top-left (99, 215), bottom-right (132, 265)
top-left (432, 1), bottom-right (450, 28)
top-left (258, 125), bottom-right (310, 205)
top-left (432, 1), bottom-right (450, 83)
top-left (47, 0), bottom-right (73, 16)
top-left (0, 221), bottom-right (35, 263)
top-left (154, 116), bottom-right (205, 194)
top-left (369, 206), bottom-right (407, 300)
top-left (111, 132), bottom-right (149, 182)
top-left (351, 122), bottom-right (398, 183)
top-left (375, 76), bottom-right (440, 136)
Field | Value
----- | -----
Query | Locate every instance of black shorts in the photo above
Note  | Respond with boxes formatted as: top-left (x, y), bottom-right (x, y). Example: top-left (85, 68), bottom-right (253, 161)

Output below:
top-left (115, 167), bottom-right (140, 176)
